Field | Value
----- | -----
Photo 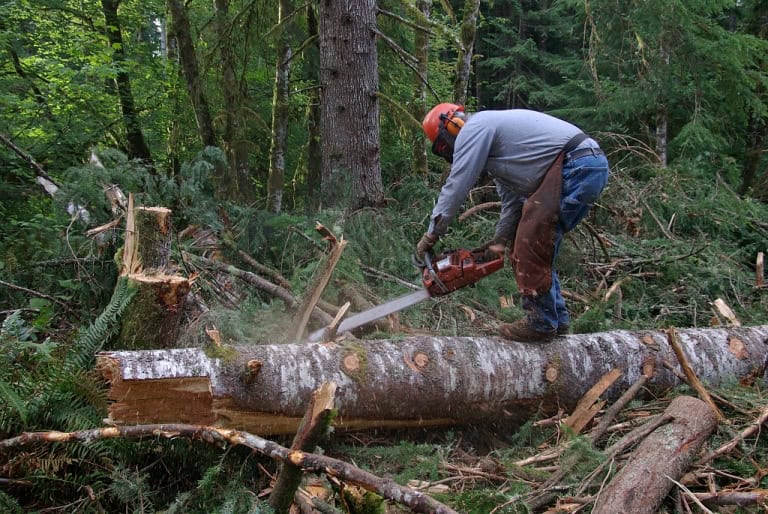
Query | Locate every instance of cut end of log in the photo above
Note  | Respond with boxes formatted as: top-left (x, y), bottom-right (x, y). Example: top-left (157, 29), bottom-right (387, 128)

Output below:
top-left (545, 363), bottom-right (559, 383)
top-left (342, 352), bottom-right (361, 373)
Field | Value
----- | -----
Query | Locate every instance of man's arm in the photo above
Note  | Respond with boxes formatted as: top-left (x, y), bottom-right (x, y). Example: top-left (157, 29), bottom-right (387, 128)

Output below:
top-left (494, 184), bottom-right (524, 244)
top-left (428, 122), bottom-right (495, 235)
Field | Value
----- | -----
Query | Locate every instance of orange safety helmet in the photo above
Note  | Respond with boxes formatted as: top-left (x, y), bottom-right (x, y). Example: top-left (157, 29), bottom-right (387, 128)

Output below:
top-left (422, 103), bottom-right (465, 142)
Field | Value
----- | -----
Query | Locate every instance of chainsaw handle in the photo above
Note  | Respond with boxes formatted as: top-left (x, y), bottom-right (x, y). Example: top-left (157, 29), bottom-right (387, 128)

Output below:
top-left (423, 251), bottom-right (449, 294)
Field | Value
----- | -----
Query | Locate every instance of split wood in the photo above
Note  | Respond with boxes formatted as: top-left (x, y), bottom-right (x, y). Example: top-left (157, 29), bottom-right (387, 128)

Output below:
top-left (292, 223), bottom-right (347, 341)
top-left (666, 327), bottom-right (725, 421)
top-left (0, 424), bottom-right (457, 514)
top-left (514, 371), bottom-right (649, 470)
top-left (269, 382), bottom-right (337, 513)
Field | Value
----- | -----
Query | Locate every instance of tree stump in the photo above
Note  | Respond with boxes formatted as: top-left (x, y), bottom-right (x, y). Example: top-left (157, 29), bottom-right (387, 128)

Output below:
top-left (114, 274), bottom-right (191, 350)
top-left (112, 198), bottom-right (189, 350)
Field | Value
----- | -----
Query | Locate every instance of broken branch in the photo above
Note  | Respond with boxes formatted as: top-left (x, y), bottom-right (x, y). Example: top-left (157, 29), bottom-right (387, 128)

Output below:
top-left (0, 424), bottom-right (458, 514)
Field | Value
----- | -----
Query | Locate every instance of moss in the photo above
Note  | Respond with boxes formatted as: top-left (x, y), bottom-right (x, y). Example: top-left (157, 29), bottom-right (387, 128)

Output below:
top-left (202, 342), bottom-right (238, 363)
top-left (339, 341), bottom-right (369, 384)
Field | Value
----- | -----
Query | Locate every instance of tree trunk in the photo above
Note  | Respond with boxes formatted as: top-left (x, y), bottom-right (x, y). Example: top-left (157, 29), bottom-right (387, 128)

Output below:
top-left (742, 1), bottom-right (768, 198)
top-left (453, 0), bottom-right (481, 105)
top-left (113, 274), bottom-right (191, 350)
top-left (100, 0), bottom-right (152, 162)
top-left (132, 207), bottom-right (173, 272)
top-left (319, 0), bottom-right (384, 209)
top-left (267, 0), bottom-right (294, 214)
top-left (656, 103), bottom-right (668, 167)
top-left (214, 0), bottom-right (253, 203)
top-left (411, 0), bottom-right (430, 176)
top-left (305, 4), bottom-right (322, 208)
top-left (167, 0), bottom-right (217, 148)
top-left (97, 325), bottom-right (768, 435)
top-left (591, 395), bottom-right (719, 514)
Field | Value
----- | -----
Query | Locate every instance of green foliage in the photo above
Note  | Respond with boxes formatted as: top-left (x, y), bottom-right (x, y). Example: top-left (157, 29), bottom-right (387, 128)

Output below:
top-left (439, 488), bottom-right (529, 514)
top-left (335, 441), bottom-right (446, 484)
top-left (0, 278), bottom-right (135, 509)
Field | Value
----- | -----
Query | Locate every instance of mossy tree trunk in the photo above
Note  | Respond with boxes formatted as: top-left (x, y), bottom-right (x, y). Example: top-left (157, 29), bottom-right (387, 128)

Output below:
top-left (100, 0), bottom-right (152, 162)
top-left (113, 202), bottom-right (190, 350)
top-left (167, 0), bottom-right (217, 148)
top-left (267, 0), bottom-right (294, 214)
top-left (453, 0), bottom-right (481, 105)
top-left (411, 0), bottom-right (430, 176)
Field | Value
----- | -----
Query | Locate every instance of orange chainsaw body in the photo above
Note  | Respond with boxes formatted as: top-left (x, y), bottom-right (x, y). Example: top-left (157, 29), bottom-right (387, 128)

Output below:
top-left (422, 248), bottom-right (505, 296)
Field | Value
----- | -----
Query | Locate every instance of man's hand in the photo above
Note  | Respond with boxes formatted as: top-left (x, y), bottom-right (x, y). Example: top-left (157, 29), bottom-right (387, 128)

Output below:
top-left (474, 236), bottom-right (508, 260)
top-left (413, 232), bottom-right (439, 267)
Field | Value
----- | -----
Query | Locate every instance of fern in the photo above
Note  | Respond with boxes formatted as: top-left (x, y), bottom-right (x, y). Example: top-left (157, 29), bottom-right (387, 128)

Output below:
top-left (0, 379), bottom-right (28, 425)
top-left (61, 276), bottom-right (136, 375)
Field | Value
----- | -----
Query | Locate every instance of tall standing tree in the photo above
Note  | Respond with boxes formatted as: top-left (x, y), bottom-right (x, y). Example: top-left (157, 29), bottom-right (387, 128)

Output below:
top-left (267, 0), bottom-right (295, 214)
top-left (100, 0), bottom-right (153, 163)
top-left (411, 0), bottom-right (431, 175)
top-left (318, 0), bottom-right (384, 209)
top-left (167, 0), bottom-right (216, 149)
top-left (740, 0), bottom-right (768, 198)
top-left (453, 0), bottom-right (481, 105)
top-left (574, 0), bottom-right (765, 166)
top-left (305, 3), bottom-right (323, 208)
top-left (214, 0), bottom-right (253, 203)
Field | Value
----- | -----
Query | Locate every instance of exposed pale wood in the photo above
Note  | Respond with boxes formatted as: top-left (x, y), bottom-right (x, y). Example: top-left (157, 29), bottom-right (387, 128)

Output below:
top-left (562, 368), bottom-right (622, 434)
top-left (666, 328), bottom-right (725, 421)
top-left (588, 372), bottom-right (649, 443)
top-left (292, 223), bottom-right (347, 341)
top-left (713, 297), bottom-right (741, 327)
top-left (269, 382), bottom-right (337, 513)
top-left (97, 325), bottom-right (768, 435)
top-left (121, 194), bottom-right (140, 276)
top-left (757, 252), bottom-right (765, 287)
top-left (591, 396), bottom-right (718, 514)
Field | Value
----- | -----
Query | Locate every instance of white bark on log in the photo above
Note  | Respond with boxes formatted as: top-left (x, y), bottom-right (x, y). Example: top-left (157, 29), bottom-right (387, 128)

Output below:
top-left (96, 326), bottom-right (768, 435)
top-left (591, 395), bottom-right (719, 514)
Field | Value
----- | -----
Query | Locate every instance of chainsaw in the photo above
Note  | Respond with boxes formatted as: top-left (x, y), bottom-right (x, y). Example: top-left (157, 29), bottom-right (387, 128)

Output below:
top-left (306, 248), bottom-right (505, 342)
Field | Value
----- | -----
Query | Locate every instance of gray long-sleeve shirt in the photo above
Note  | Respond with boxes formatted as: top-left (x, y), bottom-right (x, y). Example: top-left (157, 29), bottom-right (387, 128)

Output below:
top-left (427, 109), bottom-right (596, 240)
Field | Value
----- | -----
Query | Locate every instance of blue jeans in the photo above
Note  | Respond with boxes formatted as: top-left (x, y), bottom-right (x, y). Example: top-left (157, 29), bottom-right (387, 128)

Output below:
top-left (523, 153), bottom-right (609, 332)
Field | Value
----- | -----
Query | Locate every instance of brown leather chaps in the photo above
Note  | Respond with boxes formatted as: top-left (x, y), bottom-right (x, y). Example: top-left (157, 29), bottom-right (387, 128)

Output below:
top-left (510, 153), bottom-right (564, 296)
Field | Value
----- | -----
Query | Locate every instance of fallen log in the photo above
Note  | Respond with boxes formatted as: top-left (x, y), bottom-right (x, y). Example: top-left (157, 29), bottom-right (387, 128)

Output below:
top-left (96, 325), bottom-right (768, 435)
top-left (591, 395), bottom-right (719, 514)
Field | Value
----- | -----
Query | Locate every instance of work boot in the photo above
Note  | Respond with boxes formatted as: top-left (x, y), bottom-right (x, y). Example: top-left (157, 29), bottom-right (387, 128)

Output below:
top-left (499, 319), bottom-right (556, 343)
top-left (557, 324), bottom-right (570, 336)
